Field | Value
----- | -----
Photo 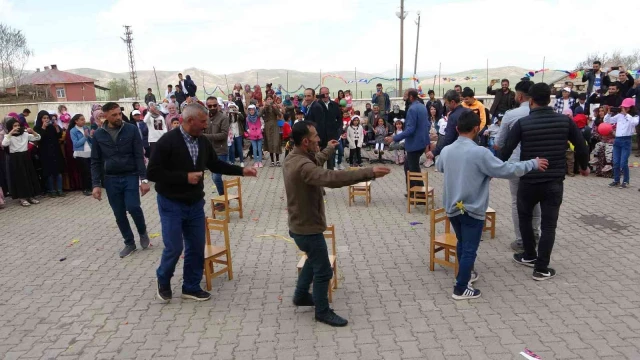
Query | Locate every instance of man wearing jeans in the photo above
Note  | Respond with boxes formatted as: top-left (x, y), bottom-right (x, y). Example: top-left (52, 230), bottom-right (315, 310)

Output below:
top-left (91, 102), bottom-right (150, 258)
top-left (148, 104), bottom-right (257, 302)
top-left (284, 121), bottom-right (390, 326)
top-left (385, 89), bottom-right (429, 194)
top-left (501, 83), bottom-right (590, 281)
top-left (203, 96), bottom-right (229, 211)
top-left (495, 80), bottom-right (541, 251)
top-left (437, 110), bottom-right (546, 300)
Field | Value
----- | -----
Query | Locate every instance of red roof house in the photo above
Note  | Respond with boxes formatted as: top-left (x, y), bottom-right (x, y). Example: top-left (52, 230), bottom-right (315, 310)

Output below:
top-left (5, 64), bottom-right (109, 102)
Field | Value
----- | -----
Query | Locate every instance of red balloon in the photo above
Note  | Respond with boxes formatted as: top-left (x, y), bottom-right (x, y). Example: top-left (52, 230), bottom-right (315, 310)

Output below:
top-left (568, 72), bottom-right (577, 79)
top-left (598, 123), bottom-right (613, 136)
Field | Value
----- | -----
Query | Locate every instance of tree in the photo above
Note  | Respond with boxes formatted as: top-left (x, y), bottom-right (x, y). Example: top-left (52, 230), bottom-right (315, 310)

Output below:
top-left (107, 78), bottom-right (134, 100)
top-left (575, 49), bottom-right (640, 71)
top-left (0, 23), bottom-right (33, 97)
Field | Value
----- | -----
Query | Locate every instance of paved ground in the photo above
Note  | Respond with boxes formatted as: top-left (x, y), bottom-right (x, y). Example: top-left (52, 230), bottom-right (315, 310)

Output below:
top-left (1, 152), bottom-right (640, 360)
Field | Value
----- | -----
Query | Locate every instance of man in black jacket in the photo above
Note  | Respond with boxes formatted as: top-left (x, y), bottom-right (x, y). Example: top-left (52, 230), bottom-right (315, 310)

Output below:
top-left (588, 82), bottom-right (623, 107)
top-left (148, 103), bottom-right (257, 302)
top-left (426, 90), bottom-right (469, 160)
top-left (304, 87), bottom-right (341, 170)
top-left (487, 79), bottom-right (516, 119)
top-left (500, 83), bottom-right (589, 281)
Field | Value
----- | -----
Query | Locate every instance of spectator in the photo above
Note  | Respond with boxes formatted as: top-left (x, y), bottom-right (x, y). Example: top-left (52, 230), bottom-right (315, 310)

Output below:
top-left (174, 85), bottom-right (187, 109)
top-left (604, 98), bottom-right (639, 189)
top-left (461, 87), bottom-right (487, 132)
top-left (347, 116), bottom-right (364, 166)
top-left (144, 88), bottom-right (156, 105)
top-left (18, 108), bottom-right (31, 128)
top-left (164, 103), bottom-right (179, 129)
top-left (454, 85), bottom-right (462, 95)
top-left (364, 103), bottom-right (372, 118)
top-left (131, 110), bottom-right (149, 158)
top-left (305, 87), bottom-right (341, 170)
top-left (554, 87), bottom-right (576, 114)
top-left (426, 90), bottom-right (444, 120)
top-left (2, 118), bottom-right (41, 207)
top-left (203, 97), bottom-right (230, 208)
top-left (371, 83), bottom-right (391, 120)
top-left (572, 93), bottom-right (588, 116)
top-left (34, 111), bottom-right (65, 198)
top-left (495, 80), bottom-right (541, 252)
top-left (604, 67), bottom-right (634, 95)
top-left (227, 102), bottom-right (245, 167)
top-left (144, 102), bottom-right (167, 158)
top-left (589, 82), bottom-right (623, 107)
top-left (500, 83), bottom-right (589, 281)
top-left (184, 75), bottom-right (198, 98)
top-left (262, 96), bottom-right (282, 167)
top-left (554, 81), bottom-right (579, 100)
top-left (90, 102), bottom-right (150, 259)
top-left (385, 89), bottom-right (429, 193)
top-left (582, 60), bottom-right (607, 95)
top-left (69, 114), bottom-right (93, 196)
top-left (165, 84), bottom-right (174, 100)
top-left (178, 73), bottom-right (185, 91)
top-left (487, 79), bottom-right (516, 119)
top-left (626, 78), bottom-right (640, 157)
top-left (388, 104), bottom-right (406, 125)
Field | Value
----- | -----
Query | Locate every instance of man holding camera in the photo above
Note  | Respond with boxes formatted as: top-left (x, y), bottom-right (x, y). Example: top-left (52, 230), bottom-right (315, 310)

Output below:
top-left (304, 87), bottom-right (341, 170)
top-left (372, 83), bottom-right (391, 121)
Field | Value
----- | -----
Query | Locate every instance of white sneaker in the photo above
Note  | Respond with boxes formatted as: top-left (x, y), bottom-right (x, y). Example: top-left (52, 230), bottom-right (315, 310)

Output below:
top-left (240, 162), bottom-right (245, 168)
top-left (337, 164), bottom-right (344, 170)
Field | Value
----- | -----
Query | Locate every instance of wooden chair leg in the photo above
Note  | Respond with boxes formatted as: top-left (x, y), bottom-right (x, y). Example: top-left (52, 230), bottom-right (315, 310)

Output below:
top-left (204, 260), bottom-right (212, 291)
top-left (407, 194), bottom-right (411, 214)
top-left (429, 244), bottom-right (435, 271)
top-left (490, 214), bottom-right (496, 239)
top-left (225, 201), bottom-right (230, 223)
top-left (226, 251), bottom-right (233, 280)
top-left (333, 263), bottom-right (338, 289)
top-left (328, 284), bottom-right (333, 303)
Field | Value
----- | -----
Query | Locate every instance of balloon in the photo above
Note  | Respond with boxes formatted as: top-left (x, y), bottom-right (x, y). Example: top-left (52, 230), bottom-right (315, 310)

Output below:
top-left (568, 72), bottom-right (577, 79)
top-left (339, 99), bottom-right (347, 107)
top-left (597, 123), bottom-right (613, 136)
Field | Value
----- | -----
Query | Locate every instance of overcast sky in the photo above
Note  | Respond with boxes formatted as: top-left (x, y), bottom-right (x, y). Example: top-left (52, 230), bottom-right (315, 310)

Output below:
top-left (1, 0), bottom-right (639, 75)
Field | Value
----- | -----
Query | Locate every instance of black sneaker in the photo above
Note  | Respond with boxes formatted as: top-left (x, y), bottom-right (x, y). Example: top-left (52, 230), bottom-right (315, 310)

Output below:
top-left (315, 309), bottom-right (348, 327)
top-left (293, 293), bottom-right (315, 307)
top-left (619, 182), bottom-right (629, 189)
top-left (156, 280), bottom-right (171, 302)
top-left (119, 245), bottom-right (137, 258)
top-left (608, 181), bottom-right (620, 188)
top-left (140, 233), bottom-right (150, 249)
top-left (532, 268), bottom-right (556, 281)
top-left (452, 286), bottom-right (481, 300)
top-left (181, 289), bottom-right (211, 301)
top-left (512, 253), bottom-right (536, 267)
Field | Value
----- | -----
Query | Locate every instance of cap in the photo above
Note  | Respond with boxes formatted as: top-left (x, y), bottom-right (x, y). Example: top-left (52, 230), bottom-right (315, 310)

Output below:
top-left (132, 110), bottom-right (141, 116)
top-left (562, 87), bottom-right (571, 92)
top-left (621, 98), bottom-right (636, 108)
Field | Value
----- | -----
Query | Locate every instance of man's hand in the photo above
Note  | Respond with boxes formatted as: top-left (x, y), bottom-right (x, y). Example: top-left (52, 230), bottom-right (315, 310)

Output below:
top-left (140, 182), bottom-right (150, 196)
top-left (327, 139), bottom-right (340, 148)
top-left (187, 172), bottom-right (203, 184)
top-left (580, 167), bottom-right (590, 177)
top-left (384, 136), bottom-right (393, 144)
top-left (426, 151), bottom-right (435, 160)
top-left (243, 168), bottom-right (257, 177)
top-left (372, 166), bottom-right (391, 178)
top-left (92, 187), bottom-right (102, 201)
top-left (535, 157), bottom-right (549, 172)
top-left (634, 78), bottom-right (640, 87)
top-left (490, 79), bottom-right (497, 86)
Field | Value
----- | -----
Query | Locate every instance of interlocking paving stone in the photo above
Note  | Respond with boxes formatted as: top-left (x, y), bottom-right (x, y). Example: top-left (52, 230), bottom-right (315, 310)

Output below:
top-left (1, 162), bottom-right (639, 359)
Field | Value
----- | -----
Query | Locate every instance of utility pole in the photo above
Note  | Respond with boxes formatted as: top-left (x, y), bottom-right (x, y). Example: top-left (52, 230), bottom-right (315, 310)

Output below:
top-left (413, 11), bottom-right (421, 88)
top-left (121, 25), bottom-right (139, 99)
top-left (396, 0), bottom-right (408, 95)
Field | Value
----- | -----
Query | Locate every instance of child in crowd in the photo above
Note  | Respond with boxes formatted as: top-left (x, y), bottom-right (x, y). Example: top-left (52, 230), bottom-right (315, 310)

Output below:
top-left (389, 119), bottom-right (405, 164)
top-left (1, 118), bottom-right (42, 207)
top-left (69, 114), bottom-right (93, 196)
top-left (604, 99), bottom-right (639, 189)
top-left (347, 116), bottom-right (364, 167)
top-left (484, 116), bottom-right (502, 156)
top-left (245, 104), bottom-right (264, 168)
top-left (344, 90), bottom-right (354, 114)
top-left (282, 113), bottom-right (293, 158)
top-left (228, 102), bottom-right (245, 167)
top-left (170, 118), bottom-right (180, 130)
top-left (436, 111), bottom-right (547, 300)
top-left (374, 117), bottom-right (387, 154)
top-left (294, 109), bottom-right (304, 125)
top-left (436, 116), bottom-right (448, 147)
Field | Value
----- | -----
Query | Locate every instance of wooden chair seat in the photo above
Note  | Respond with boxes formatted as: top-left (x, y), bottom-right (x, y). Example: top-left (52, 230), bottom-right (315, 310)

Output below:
top-left (407, 171), bottom-right (435, 213)
top-left (352, 181), bottom-right (371, 188)
top-left (296, 225), bottom-right (338, 302)
top-left (211, 177), bottom-right (243, 223)
top-left (433, 233), bottom-right (458, 248)
top-left (348, 169), bottom-right (371, 206)
top-left (204, 218), bottom-right (233, 291)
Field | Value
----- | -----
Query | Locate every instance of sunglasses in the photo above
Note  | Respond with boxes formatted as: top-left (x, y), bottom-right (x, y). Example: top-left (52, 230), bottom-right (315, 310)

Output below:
top-left (207, 104), bottom-right (218, 108)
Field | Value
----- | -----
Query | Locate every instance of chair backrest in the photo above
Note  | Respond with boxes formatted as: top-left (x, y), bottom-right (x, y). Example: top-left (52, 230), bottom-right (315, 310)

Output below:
top-left (406, 171), bottom-right (428, 190)
top-left (429, 208), bottom-right (450, 241)
top-left (324, 225), bottom-right (336, 257)
top-left (223, 177), bottom-right (242, 200)
top-left (205, 217), bottom-right (230, 249)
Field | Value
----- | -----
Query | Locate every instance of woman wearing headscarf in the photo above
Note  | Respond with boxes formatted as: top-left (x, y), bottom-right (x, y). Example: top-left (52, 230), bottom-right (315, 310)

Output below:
top-left (144, 102), bottom-right (167, 157)
top-left (0, 116), bottom-right (13, 201)
top-left (227, 103), bottom-right (246, 167)
top-left (265, 83), bottom-right (275, 99)
top-left (252, 85), bottom-right (263, 107)
top-left (2, 117), bottom-right (41, 206)
top-left (63, 111), bottom-right (83, 192)
top-left (128, 102), bottom-right (140, 121)
top-left (90, 104), bottom-right (103, 127)
top-left (261, 97), bottom-right (282, 166)
top-left (34, 110), bottom-right (66, 197)
top-left (164, 103), bottom-right (180, 129)
top-left (8, 112), bottom-right (29, 128)
top-left (244, 84), bottom-right (254, 107)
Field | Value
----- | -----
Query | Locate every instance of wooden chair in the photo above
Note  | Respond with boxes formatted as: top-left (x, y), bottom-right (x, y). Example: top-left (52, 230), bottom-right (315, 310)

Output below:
top-left (211, 177), bottom-right (243, 223)
top-left (296, 225), bottom-right (338, 303)
top-left (204, 217), bottom-right (233, 291)
top-left (429, 208), bottom-right (458, 275)
top-left (348, 167), bottom-right (371, 206)
top-left (483, 207), bottom-right (496, 239)
top-left (407, 171), bottom-right (435, 214)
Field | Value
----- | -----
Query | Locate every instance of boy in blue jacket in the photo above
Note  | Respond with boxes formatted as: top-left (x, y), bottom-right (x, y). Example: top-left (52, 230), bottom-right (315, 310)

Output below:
top-left (436, 111), bottom-right (548, 300)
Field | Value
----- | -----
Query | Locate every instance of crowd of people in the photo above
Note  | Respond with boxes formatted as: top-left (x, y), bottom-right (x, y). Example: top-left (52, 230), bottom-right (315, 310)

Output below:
top-left (0, 67), bottom-right (638, 326)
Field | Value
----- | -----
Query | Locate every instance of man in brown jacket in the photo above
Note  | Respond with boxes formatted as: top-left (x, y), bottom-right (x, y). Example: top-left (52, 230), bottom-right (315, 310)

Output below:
top-left (204, 97), bottom-right (230, 205)
top-left (284, 121), bottom-right (391, 327)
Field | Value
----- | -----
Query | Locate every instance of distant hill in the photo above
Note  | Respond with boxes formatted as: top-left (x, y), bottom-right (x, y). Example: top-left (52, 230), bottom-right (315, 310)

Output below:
top-left (60, 66), bottom-right (572, 99)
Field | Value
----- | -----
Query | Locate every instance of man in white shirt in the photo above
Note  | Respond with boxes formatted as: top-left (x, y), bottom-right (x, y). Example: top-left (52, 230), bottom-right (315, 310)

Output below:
top-left (165, 84), bottom-right (174, 100)
top-left (582, 61), bottom-right (606, 95)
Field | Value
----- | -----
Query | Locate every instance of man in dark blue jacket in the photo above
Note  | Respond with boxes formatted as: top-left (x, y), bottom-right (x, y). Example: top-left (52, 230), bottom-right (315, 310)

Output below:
top-left (91, 102), bottom-right (150, 259)
top-left (427, 90), bottom-right (469, 160)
